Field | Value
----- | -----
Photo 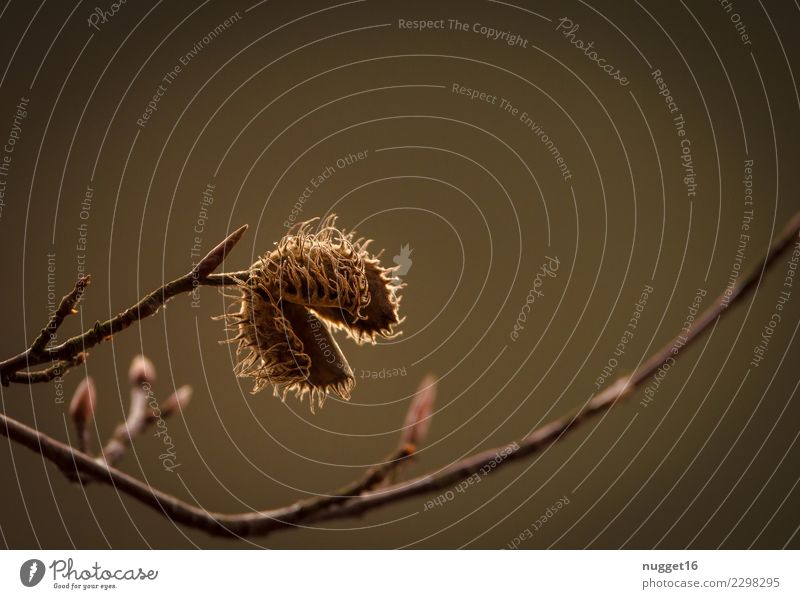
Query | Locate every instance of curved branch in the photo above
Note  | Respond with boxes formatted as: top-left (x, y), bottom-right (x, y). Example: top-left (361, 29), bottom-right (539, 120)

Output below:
top-left (0, 411), bottom-right (416, 537)
top-left (0, 210), bottom-right (797, 538)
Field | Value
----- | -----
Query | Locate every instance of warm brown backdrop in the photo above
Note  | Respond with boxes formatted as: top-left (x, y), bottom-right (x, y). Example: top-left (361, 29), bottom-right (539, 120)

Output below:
top-left (0, 0), bottom-right (798, 549)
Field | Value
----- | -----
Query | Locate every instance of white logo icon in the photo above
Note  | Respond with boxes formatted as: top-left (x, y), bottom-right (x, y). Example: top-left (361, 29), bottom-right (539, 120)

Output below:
top-left (392, 244), bottom-right (413, 278)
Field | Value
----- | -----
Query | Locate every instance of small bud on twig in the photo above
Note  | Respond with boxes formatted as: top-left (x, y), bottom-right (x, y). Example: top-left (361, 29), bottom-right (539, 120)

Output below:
top-left (69, 377), bottom-right (96, 453)
top-left (128, 354), bottom-right (155, 387)
top-left (30, 275), bottom-right (91, 356)
top-left (158, 385), bottom-right (192, 418)
top-left (69, 377), bottom-right (96, 426)
top-left (193, 224), bottom-right (248, 279)
top-left (97, 355), bottom-right (193, 467)
top-left (400, 374), bottom-right (437, 450)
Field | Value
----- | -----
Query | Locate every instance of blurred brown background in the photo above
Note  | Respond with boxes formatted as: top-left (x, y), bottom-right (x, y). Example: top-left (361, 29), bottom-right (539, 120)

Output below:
top-left (0, 0), bottom-right (798, 549)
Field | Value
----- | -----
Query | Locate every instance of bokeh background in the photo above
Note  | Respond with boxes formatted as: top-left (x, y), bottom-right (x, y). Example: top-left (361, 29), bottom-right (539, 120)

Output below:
top-left (0, 0), bottom-right (798, 549)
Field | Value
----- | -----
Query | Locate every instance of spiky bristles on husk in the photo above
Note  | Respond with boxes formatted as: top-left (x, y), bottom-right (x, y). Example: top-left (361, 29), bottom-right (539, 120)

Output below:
top-left (220, 215), bottom-right (403, 412)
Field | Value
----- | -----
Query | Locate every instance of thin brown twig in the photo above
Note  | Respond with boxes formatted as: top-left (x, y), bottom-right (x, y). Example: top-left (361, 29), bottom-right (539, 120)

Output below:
top-left (0, 225), bottom-right (248, 386)
top-left (5, 352), bottom-right (88, 384)
top-left (204, 271), bottom-right (250, 286)
top-left (0, 210), bottom-right (797, 538)
top-left (30, 275), bottom-right (91, 355)
top-left (0, 404), bottom-right (420, 538)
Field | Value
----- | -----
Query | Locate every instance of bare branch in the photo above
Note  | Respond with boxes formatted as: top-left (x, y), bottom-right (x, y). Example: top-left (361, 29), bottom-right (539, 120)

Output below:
top-left (204, 271), bottom-right (250, 286)
top-left (0, 276), bottom-right (90, 385)
top-left (4, 352), bottom-right (87, 384)
top-left (0, 227), bottom-right (249, 386)
top-left (31, 275), bottom-right (91, 355)
top-left (0, 409), bottom-right (415, 538)
top-left (193, 224), bottom-right (248, 279)
top-left (0, 210), bottom-right (797, 538)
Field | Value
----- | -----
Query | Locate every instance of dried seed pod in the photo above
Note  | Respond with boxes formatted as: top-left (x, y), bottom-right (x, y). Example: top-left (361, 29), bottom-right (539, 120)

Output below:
top-left (313, 254), bottom-right (403, 344)
top-left (260, 216), bottom-right (371, 316)
top-left (278, 301), bottom-right (354, 409)
top-left (225, 281), bottom-right (310, 391)
top-left (220, 215), bottom-right (402, 411)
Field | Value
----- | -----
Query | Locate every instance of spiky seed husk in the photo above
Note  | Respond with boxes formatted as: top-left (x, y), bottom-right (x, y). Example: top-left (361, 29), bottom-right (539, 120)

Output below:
top-left (278, 301), bottom-right (354, 410)
top-left (225, 280), bottom-right (310, 392)
top-left (312, 255), bottom-right (404, 344)
top-left (220, 215), bottom-right (400, 411)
